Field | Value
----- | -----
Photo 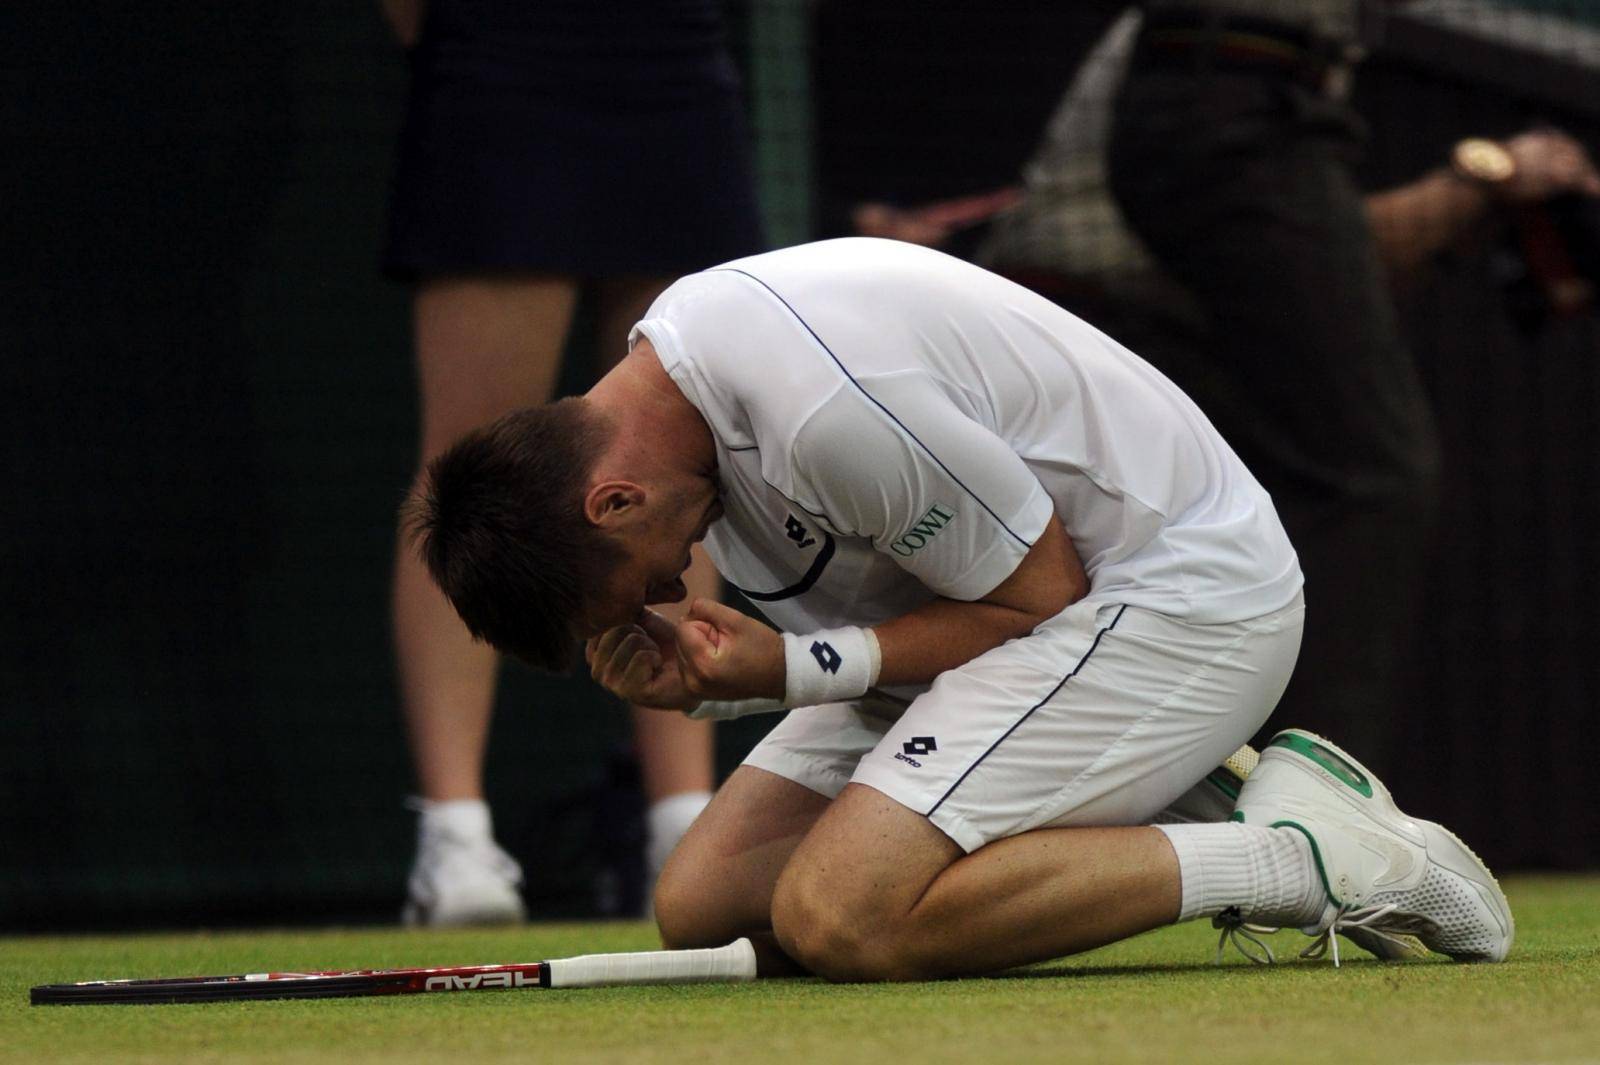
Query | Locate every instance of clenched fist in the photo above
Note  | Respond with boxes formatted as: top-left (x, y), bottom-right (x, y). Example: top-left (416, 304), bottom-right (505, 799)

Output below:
top-left (586, 599), bottom-right (785, 711)
top-left (586, 609), bottom-right (700, 711)
top-left (674, 598), bottom-right (786, 703)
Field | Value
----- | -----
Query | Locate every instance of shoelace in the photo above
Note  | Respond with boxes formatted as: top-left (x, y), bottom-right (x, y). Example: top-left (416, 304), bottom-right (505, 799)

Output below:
top-left (1215, 903), bottom-right (1433, 968)
top-left (1300, 903), bottom-right (1408, 967)
top-left (1212, 908), bottom-right (1278, 965)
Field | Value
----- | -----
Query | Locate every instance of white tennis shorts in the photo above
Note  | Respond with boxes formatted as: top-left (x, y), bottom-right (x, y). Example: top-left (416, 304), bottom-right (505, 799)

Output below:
top-left (743, 593), bottom-right (1305, 852)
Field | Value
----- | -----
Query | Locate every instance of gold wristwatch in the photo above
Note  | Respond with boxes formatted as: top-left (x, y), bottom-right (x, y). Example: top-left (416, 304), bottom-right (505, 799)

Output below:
top-left (1451, 138), bottom-right (1517, 192)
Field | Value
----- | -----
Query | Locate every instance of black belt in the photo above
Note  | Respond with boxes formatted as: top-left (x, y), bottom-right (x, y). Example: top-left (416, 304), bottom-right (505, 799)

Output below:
top-left (1137, 10), bottom-right (1359, 94)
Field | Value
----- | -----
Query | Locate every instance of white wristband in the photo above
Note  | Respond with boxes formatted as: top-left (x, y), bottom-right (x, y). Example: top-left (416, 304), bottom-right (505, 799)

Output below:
top-left (782, 627), bottom-right (882, 708)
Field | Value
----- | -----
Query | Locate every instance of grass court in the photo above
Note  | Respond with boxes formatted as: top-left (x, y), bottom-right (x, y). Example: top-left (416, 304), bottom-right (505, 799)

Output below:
top-left (6, 875), bottom-right (1597, 1064)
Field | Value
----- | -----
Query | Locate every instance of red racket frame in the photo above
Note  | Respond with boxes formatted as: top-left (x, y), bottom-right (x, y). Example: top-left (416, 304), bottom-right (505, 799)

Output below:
top-left (31, 962), bottom-right (549, 1005)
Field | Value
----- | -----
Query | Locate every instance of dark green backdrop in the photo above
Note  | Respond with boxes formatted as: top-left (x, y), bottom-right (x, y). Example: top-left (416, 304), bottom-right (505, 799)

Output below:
top-left (3, 1), bottom-right (1597, 931)
top-left (0, 1), bottom-right (760, 929)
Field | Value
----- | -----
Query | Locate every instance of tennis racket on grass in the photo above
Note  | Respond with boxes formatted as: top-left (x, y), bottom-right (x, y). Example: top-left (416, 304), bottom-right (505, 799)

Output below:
top-left (30, 937), bottom-right (757, 1005)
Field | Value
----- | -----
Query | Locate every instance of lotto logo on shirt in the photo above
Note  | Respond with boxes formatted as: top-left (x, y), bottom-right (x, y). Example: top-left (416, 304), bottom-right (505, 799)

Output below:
top-left (890, 504), bottom-right (957, 556)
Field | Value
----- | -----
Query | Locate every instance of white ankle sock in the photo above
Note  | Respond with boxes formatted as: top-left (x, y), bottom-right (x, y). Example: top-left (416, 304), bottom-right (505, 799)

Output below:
top-left (645, 791), bottom-right (712, 881)
top-left (1155, 822), bottom-right (1326, 927)
top-left (412, 797), bottom-right (493, 841)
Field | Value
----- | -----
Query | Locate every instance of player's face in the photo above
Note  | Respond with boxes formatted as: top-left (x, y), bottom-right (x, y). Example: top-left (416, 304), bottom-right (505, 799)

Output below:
top-left (578, 482), bottom-right (722, 638)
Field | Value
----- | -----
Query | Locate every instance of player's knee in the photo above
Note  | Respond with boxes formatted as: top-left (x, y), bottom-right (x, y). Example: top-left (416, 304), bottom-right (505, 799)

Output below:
top-left (770, 864), bottom-right (920, 982)
top-left (770, 872), bottom-right (869, 980)
top-left (652, 861), bottom-right (724, 950)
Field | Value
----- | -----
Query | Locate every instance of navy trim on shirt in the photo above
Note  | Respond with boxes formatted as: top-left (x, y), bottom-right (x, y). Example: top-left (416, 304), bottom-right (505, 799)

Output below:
top-left (712, 267), bottom-right (1034, 550)
top-left (729, 532), bottom-right (836, 602)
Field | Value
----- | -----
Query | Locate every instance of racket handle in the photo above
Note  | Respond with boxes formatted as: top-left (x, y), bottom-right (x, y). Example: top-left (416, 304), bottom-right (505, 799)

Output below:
top-left (545, 938), bottom-right (758, 988)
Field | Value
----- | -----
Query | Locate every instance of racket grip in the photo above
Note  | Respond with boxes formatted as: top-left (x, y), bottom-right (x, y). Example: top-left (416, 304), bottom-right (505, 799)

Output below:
top-left (545, 938), bottom-right (758, 988)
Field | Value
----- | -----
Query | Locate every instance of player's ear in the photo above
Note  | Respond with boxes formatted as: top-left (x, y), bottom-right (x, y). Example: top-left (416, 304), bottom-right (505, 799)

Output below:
top-left (584, 481), bottom-right (647, 528)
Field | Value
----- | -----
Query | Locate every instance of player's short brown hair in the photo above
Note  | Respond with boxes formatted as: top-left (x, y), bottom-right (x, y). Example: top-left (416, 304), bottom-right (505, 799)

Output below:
top-left (407, 398), bottom-right (623, 672)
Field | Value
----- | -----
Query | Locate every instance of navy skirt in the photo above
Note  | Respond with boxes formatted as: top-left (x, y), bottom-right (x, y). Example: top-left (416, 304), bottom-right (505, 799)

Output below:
top-left (384, 0), bottom-right (765, 280)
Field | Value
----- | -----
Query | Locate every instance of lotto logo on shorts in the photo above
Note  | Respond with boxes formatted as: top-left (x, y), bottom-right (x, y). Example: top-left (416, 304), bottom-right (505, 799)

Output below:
top-left (894, 736), bottom-right (938, 768)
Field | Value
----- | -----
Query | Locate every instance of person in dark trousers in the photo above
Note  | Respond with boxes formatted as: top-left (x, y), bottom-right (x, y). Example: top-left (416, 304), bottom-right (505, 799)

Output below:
top-left (1105, 1), bottom-right (1600, 776)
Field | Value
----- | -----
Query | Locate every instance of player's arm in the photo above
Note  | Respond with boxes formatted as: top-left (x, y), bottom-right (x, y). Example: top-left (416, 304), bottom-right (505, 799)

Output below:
top-left (868, 511), bottom-right (1083, 686)
top-left (675, 376), bottom-right (1087, 702)
top-left (674, 514), bottom-right (1082, 702)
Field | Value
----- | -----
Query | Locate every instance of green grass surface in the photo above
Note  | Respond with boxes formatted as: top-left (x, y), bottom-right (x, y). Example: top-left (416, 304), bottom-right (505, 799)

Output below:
top-left (4, 875), bottom-right (1598, 1065)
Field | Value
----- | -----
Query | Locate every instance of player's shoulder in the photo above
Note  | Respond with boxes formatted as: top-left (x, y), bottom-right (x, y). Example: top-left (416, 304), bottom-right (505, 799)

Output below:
top-left (712, 238), bottom-right (968, 284)
top-left (653, 239), bottom-right (986, 324)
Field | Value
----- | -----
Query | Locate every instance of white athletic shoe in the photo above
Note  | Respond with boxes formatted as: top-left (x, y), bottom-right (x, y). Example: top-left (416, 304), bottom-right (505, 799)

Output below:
top-left (1233, 730), bottom-right (1513, 965)
top-left (1199, 745), bottom-right (1422, 963)
top-left (402, 821), bottom-right (527, 928)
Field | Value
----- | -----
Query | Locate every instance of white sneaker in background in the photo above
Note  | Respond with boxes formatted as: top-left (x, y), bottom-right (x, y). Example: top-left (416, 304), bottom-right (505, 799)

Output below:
top-left (645, 790), bottom-right (713, 885)
top-left (642, 790), bottom-right (712, 918)
top-left (402, 798), bottom-right (527, 927)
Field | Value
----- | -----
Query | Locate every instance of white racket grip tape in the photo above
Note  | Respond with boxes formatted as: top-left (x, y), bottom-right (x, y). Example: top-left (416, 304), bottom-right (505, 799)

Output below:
top-left (544, 938), bottom-right (758, 988)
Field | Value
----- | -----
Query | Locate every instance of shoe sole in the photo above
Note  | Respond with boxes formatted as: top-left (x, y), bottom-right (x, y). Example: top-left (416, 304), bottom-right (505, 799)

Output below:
top-left (1253, 729), bottom-right (1513, 963)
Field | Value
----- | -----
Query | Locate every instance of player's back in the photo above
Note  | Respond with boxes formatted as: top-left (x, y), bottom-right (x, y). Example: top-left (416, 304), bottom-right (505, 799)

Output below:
top-left (703, 239), bottom-right (1298, 621)
top-left (644, 238), bottom-right (1301, 624)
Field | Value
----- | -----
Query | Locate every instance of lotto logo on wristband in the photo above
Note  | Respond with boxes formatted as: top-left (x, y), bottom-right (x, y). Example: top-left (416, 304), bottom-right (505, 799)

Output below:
top-left (810, 641), bottom-right (842, 673)
top-left (784, 627), bottom-right (876, 709)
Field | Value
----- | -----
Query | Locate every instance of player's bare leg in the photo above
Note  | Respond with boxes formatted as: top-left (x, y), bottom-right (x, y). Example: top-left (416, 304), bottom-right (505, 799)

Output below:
top-left (666, 753), bottom-right (1507, 980)
top-left (656, 769), bottom-right (1182, 978)
top-left (770, 783), bottom-right (1183, 981)
top-left (397, 275), bottom-right (578, 924)
top-left (654, 766), bottom-right (831, 974)
top-left (596, 276), bottom-right (718, 883)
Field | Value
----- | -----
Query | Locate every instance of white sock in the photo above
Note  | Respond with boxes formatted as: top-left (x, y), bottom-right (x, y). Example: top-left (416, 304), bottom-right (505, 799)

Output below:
top-left (645, 791), bottom-right (712, 882)
top-left (411, 797), bottom-right (493, 843)
top-left (1155, 822), bottom-right (1326, 928)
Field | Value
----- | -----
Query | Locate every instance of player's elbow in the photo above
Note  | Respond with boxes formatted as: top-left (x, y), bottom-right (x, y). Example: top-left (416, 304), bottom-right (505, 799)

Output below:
top-left (982, 515), bottom-right (1087, 630)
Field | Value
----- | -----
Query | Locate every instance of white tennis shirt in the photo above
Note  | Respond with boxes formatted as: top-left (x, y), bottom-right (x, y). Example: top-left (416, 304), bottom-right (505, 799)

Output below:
top-left (631, 239), bottom-right (1301, 653)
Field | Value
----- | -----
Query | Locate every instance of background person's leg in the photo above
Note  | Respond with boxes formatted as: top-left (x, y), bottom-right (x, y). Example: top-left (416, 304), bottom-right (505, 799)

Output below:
top-left (596, 276), bottom-right (720, 888)
top-left (398, 274), bottom-right (578, 925)
top-left (1108, 70), bottom-right (1440, 778)
top-left (401, 273), bottom-right (722, 925)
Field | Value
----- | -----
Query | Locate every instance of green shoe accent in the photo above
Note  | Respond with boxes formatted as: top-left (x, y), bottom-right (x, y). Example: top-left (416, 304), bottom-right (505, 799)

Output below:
top-left (1228, 810), bottom-right (1245, 823)
top-left (1273, 819), bottom-right (1343, 907)
top-left (1268, 733), bottom-right (1373, 798)
top-left (1206, 769), bottom-right (1242, 801)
